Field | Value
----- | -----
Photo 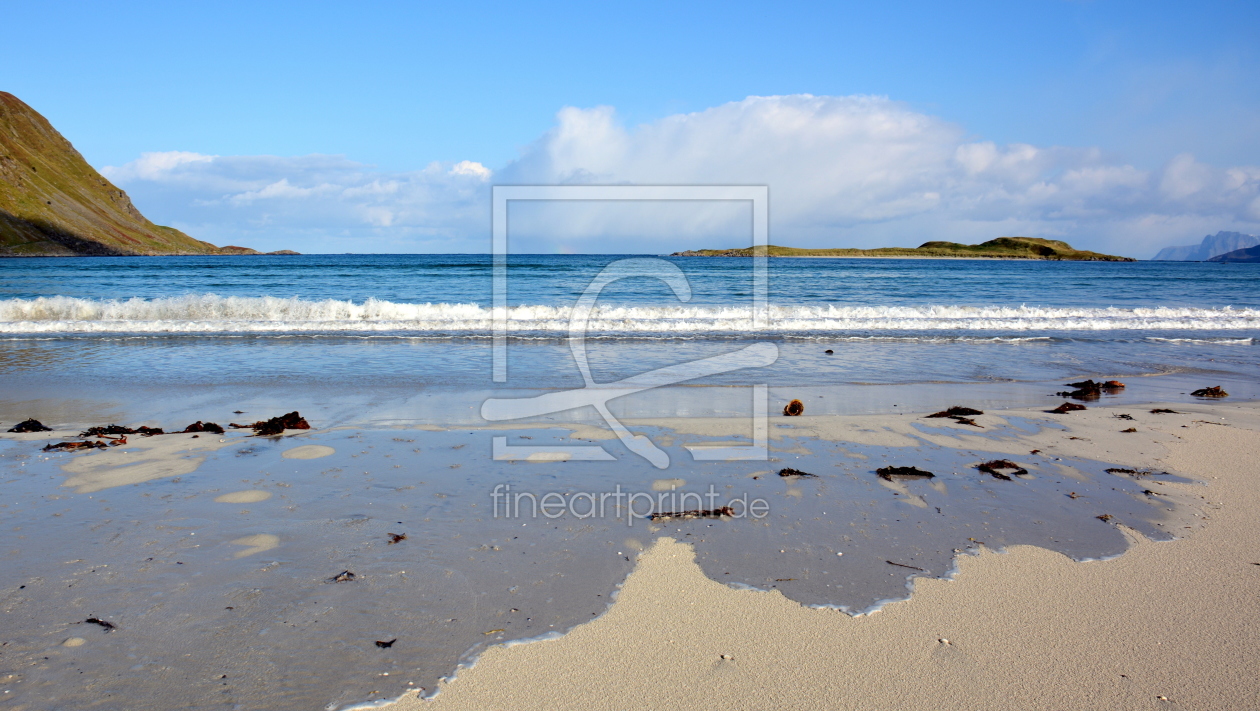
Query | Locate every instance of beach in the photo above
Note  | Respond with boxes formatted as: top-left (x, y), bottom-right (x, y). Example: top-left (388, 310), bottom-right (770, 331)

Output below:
top-left (1, 254), bottom-right (1257, 709)
top-left (389, 401), bottom-right (1260, 711)
top-left (3, 394), bottom-right (1257, 708)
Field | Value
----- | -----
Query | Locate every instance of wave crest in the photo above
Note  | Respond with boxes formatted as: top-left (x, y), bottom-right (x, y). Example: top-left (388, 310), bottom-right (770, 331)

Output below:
top-left (1, 295), bottom-right (1257, 334)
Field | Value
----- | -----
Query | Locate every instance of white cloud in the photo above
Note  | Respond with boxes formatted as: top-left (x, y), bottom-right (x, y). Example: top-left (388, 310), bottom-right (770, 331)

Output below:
top-left (448, 160), bottom-right (491, 179)
top-left (101, 152), bottom-right (492, 252)
top-left (101, 150), bottom-right (215, 181)
top-left (103, 95), bottom-right (1260, 256)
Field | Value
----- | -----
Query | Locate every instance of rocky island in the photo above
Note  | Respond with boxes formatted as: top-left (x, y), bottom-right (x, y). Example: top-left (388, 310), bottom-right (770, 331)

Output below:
top-left (672, 237), bottom-right (1134, 261)
top-left (0, 92), bottom-right (294, 257)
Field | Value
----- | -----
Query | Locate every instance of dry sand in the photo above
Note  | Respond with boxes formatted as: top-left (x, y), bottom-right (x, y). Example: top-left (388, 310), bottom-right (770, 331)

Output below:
top-left (382, 403), bottom-right (1260, 711)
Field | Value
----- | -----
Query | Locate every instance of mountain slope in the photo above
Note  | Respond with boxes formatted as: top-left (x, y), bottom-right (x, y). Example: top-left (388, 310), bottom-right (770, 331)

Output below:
top-left (673, 237), bottom-right (1134, 261)
top-left (0, 92), bottom-right (255, 256)
top-left (1152, 231), bottom-right (1259, 261)
top-left (1207, 245), bottom-right (1260, 263)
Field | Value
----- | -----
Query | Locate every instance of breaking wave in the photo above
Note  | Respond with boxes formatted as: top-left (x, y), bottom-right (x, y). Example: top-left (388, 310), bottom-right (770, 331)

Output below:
top-left (1, 295), bottom-right (1258, 334)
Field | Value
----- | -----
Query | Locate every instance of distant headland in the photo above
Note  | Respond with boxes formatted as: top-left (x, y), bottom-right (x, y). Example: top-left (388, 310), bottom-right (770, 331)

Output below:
top-left (0, 92), bottom-right (294, 257)
top-left (671, 237), bottom-right (1134, 261)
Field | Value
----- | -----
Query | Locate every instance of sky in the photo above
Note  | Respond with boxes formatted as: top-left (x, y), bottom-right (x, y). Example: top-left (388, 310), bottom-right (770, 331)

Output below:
top-left (3, 0), bottom-right (1259, 256)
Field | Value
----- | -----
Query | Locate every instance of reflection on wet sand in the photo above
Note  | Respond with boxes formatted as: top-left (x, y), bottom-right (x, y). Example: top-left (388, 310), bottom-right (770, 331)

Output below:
top-left (0, 403), bottom-right (1210, 710)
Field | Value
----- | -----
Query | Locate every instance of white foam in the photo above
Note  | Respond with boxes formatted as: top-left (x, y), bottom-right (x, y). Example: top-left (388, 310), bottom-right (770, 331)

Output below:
top-left (1, 295), bottom-right (1257, 334)
top-left (1146, 337), bottom-right (1254, 344)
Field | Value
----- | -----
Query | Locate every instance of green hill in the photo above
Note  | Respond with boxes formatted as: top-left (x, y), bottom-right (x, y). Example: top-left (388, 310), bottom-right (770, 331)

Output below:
top-left (0, 92), bottom-right (258, 256)
top-left (672, 237), bottom-right (1134, 261)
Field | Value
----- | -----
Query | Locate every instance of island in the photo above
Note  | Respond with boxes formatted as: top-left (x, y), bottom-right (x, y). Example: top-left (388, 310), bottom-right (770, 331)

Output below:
top-left (0, 92), bottom-right (295, 257)
top-left (1207, 245), bottom-right (1260, 263)
top-left (671, 237), bottom-right (1134, 261)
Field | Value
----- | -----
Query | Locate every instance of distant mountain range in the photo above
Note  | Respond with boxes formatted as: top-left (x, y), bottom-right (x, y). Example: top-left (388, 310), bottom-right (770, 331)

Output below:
top-left (1152, 231), bottom-right (1259, 261)
top-left (0, 92), bottom-right (290, 257)
top-left (672, 237), bottom-right (1134, 261)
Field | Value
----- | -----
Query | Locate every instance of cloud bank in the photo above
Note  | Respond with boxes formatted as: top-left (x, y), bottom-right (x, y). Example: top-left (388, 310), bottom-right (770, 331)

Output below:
top-left (103, 95), bottom-right (1260, 256)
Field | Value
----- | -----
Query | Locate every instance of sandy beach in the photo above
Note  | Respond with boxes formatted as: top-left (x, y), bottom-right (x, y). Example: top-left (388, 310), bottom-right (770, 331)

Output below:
top-left (2, 392), bottom-right (1257, 709)
top-left (375, 400), bottom-right (1260, 711)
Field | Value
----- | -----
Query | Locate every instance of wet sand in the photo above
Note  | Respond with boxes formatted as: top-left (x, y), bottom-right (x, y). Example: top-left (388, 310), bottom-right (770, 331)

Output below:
top-left (1, 397), bottom-right (1255, 709)
top-left (386, 401), bottom-right (1260, 711)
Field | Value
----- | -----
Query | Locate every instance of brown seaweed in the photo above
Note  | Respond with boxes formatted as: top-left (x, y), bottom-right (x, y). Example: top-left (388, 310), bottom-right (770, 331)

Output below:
top-left (1191, 386), bottom-right (1228, 398)
top-left (976, 459), bottom-right (1028, 480)
top-left (926, 406), bottom-right (983, 418)
top-left (876, 466), bottom-right (934, 480)
top-left (43, 440), bottom-right (108, 452)
top-left (80, 424), bottom-right (165, 437)
top-left (181, 421), bottom-right (225, 435)
top-left (84, 617), bottom-right (116, 631)
top-left (1056, 379), bottom-right (1125, 401)
top-left (233, 411), bottom-right (312, 436)
top-left (7, 418), bottom-right (51, 433)
top-left (648, 506), bottom-right (735, 521)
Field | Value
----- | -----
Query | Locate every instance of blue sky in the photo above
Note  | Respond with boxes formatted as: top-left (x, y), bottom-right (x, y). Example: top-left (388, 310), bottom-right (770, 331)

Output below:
top-left (3, 0), bottom-right (1259, 255)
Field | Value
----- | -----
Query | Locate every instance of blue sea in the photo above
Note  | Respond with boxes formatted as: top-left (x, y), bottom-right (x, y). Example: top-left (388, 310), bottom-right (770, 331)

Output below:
top-left (1, 255), bottom-right (1257, 399)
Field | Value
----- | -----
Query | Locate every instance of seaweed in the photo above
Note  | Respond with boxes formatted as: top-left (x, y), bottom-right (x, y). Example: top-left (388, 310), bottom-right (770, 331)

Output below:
top-left (976, 459), bottom-right (1028, 480)
top-left (181, 421), bottom-right (225, 435)
top-left (925, 406), bottom-right (984, 427)
top-left (876, 466), bottom-right (934, 480)
top-left (926, 406), bottom-right (983, 418)
top-left (1056, 379), bottom-right (1125, 401)
top-left (648, 506), bottom-right (735, 521)
top-left (232, 411), bottom-right (311, 436)
top-left (43, 440), bottom-right (108, 452)
top-left (7, 418), bottom-right (51, 433)
top-left (1191, 386), bottom-right (1228, 398)
top-left (84, 617), bottom-right (116, 631)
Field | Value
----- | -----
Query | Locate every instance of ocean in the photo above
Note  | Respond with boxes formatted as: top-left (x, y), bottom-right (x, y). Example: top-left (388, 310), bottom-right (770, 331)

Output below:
top-left (0, 254), bottom-right (1255, 709)
top-left (1, 254), bottom-right (1257, 398)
